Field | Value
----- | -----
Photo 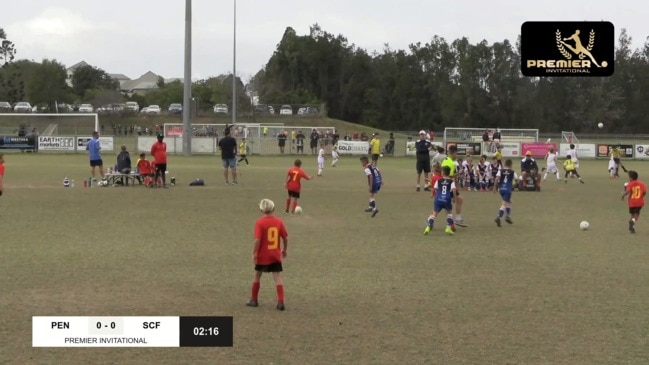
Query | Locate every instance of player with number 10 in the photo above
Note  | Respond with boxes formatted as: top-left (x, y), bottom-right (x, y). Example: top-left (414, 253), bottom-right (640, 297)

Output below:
top-left (247, 199), bottom-right (289, 310)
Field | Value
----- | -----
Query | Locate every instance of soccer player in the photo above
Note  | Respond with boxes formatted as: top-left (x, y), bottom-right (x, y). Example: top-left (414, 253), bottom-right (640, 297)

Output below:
top-left (610, 144), bottom-right (623, 178)
top-left (476, 155), bottom-right (489, 191)
top-left (331, 144), bottom-right (339, 167)
top-left (246, 199), bottom-right (288, 310)
top-left (567, 144), bottom-right (579, 178)
top-left (493, 159), bottom-right (517, 227)
top-left (543, 146), bottom-right (561, 181)
top-left (136, 153), bottom-right (153, 186)
top-left (150, 134), bottom-right (168, 188)
top-left (424, 165), bottom-right (457, 235)
top-left (563, 154), bottom-right (584, 183)
top-left (414, 130), bottom-right (433, 192)
top-left (621, 170), bottom-right (647, 234)
top-left (442, 145), bottom-right (466, 226)
top-left (317, 145), bottom-right (325, 176)
top-left (238, 138), bottom-right (249, 166)
top-left (0, 153), bottom-right (5, 197)
top-left (360, 155), bottom-right (382, 217)
top-left (494, 145), bottom-right (503, 169)
top-left (369, 133), bottom-right (381, 166)
top-left (86, 131), bottom-right (104, 181)
top-left (285, 159), bottom-right (313, 214)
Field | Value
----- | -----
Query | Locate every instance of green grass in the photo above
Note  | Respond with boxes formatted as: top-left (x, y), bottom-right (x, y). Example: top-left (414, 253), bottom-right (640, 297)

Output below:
top-left (1, 155), bottom-right (649, 364)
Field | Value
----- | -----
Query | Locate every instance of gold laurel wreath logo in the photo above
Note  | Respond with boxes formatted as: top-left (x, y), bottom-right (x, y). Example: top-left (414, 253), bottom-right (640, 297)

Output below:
top-left (556, 30), bottom-right (572, 59)
top-left (580, 29), bottom-right (596, 59)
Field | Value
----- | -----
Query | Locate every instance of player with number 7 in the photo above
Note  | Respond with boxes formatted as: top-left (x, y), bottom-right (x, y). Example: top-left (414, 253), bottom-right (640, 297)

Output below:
top-left (284, 159), bottom-right (313, 215)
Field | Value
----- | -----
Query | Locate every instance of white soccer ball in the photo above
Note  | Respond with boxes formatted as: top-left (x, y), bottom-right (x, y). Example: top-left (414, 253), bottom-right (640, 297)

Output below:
top-left (598, 122), bottom-right (604, 129)
top-left (579, 221), bottom-right (590, 231)
top-left (294, 206), bottom-right (303, 215)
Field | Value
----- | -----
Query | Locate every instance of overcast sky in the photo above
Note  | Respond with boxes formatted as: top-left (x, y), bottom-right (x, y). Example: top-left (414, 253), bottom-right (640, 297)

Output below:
top-left (1, 0), bottom-right (646, 81)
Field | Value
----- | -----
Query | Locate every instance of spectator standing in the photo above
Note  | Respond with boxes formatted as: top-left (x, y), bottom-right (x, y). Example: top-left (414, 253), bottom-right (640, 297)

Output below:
top-left (218, 128), bottom-right (238, 185)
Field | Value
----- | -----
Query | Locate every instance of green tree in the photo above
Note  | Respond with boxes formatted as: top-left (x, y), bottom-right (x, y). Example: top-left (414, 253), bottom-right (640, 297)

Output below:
top-left (71, 65), bottom-right (119, 98)
top-left (27, 59), bottom-right (72, 109)
top-left (0, 28), bottom-right (17, 67)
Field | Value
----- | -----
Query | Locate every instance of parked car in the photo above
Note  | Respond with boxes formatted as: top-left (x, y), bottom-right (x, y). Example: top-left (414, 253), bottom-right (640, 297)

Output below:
top-left (168, 103), bottom-right (183, 115)
top-left (280, 105), bottom-right (293, 115)
top-left (125, 101), bottom-right (140, 112)
top-left (145, 105), bottom-right (161, 114)
top-left (213, 104), bottom-right (228, 114)
top-left (305, 106), bottom-right (319, 115)
top-left (268, 106), bottom-right (275, 114)
top-left (78, 104), bottom-right (94, 113)
top-left (14, 102), bottom-right (32, 113)
top-left (297, 107), bottom-right (307, 115)
top-left (0, 101), bottom-right (13, 112)
top-left (140, 107), bottom-right (149, 113)
top-left (254, 104), bottom-right (270, 114)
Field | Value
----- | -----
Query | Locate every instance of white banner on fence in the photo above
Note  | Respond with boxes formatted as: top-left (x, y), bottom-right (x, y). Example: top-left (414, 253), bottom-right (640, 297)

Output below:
top-left (76, 137), bottom-right (114, 151)
top-left (137, 137), bottom-right (217, 154)
top-left (336, 140), bottom-right (369, 155)
top-left (634, 145), bottom-right (649, 159)
top-left (559, 143), bottom-right (596, 158)
top-left (406, 141), bottom-right (416, 156)
top-left (482, 142), bottom-right (520, 157)
top-left (37, 136), bottom-right (75, 151)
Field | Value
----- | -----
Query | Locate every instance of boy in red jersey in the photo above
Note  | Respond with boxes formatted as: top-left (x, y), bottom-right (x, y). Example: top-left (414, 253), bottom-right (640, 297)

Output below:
top-left (621, 170), bottom-right (647, 234)
top-left (136, 153), bottom-right (153, 186)
top-left (285, 159), bottom-right (313, 214)
top-left (246, 199), bottom-right (289, 310)
top-left (0, 153), bottom-right (5, 196)
top-left (150, 134), bottom-right (168, 188)
top-left (429, 163), bottom-right (442, 197)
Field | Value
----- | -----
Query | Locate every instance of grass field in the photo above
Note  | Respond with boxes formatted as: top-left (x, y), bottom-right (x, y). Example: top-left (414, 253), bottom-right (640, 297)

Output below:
top-left (1, 153), bottom-right (648, 364)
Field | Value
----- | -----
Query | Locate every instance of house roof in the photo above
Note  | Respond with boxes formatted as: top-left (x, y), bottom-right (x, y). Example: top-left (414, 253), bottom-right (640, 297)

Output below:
top-left (67, 61), bottom-right (89, 71)
top-left (109, 73), bottom-right (131, 81)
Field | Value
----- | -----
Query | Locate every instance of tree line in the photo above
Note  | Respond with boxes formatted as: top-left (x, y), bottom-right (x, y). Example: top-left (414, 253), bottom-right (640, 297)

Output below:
top-left (3, 24), bottom-right (649, 133)
top-left (251, 24), bottom-right (649, 133)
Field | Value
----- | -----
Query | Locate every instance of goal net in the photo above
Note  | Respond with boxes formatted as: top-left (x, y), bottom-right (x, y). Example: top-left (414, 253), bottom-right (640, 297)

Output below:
top-left (561, 131), bottom-right (580, 144)
top-left (0, 113), bottom-right (99, 136)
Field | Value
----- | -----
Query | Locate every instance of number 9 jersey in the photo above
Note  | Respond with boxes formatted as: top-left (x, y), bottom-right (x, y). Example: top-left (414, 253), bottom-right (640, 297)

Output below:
top-left (254, 216), bottom-right (288, 265)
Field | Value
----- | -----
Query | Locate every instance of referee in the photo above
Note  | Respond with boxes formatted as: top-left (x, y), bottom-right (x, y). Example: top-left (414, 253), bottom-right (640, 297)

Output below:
top-left (415, 130), bottom-right (433, 192)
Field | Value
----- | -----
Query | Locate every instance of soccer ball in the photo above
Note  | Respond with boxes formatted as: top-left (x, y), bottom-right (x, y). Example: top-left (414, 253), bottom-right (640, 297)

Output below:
top-left (579, 221), bottom-right (590, 231)
top-left (294, 206), bottom-right (303, 215)
top-left (598, 122), bottom-right (604, 129)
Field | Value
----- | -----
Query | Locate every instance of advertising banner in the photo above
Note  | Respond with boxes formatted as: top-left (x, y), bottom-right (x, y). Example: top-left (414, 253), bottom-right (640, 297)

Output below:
top-left (596, 144), bottom-right (633, 158)
top-left (0, 136), bottom-right (36, 149)
top-left (559, 144), bottom-right (596, 158)
top-left (520, 142), bottom-right (558, 158)
top-left (634, 145), bottom-right (649, 159)
top-left (76, 137), bottom-right (114, 151)
top-left (336, 140), bottom-right (369, 156)
top-left (37, 136), bottom-right (75, 151)
top-left (445, 142), bottom-right (482, 156)
top-left (482, 142), bottom-right (519, 157)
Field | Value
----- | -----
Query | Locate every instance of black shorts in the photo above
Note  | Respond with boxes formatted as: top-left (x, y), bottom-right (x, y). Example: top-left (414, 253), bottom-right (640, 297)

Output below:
top-left (255, 262), bottom-right (283, 272)
top-left (613, 158), bottom-right (621, 164)
top-left (155, 163), bottom-right (167, 174)
top-left (416, 160), bottom-right (431, 174)
top-left (297, 146), bottom-right (303, 152)
top-left (90, 159), bottom-right (103, 167)
top-left (372, 154), bottom-right (379, 161)
top-left (629, 207), bottom-right (642, 215)
top-left (288, 190), bottom-right (300, 198)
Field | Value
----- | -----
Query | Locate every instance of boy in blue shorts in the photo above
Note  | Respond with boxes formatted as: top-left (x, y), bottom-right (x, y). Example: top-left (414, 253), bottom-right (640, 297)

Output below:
top-left (360, 156), bottom-right (383, 217)
top-left (493, 159), bottom-right (517, 226)
top-left (424, 165), bottom-right (457, 235)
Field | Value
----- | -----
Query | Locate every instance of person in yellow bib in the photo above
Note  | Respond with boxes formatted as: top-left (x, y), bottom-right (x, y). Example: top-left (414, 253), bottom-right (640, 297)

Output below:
top-left (609, 145), bottom-right (623, 178)
top-left (369, 133), bottom-right (381, 166)
top-left (563, 154), bottom-right (584, 184)
top-left (442, 145), bottom-right (466, 226)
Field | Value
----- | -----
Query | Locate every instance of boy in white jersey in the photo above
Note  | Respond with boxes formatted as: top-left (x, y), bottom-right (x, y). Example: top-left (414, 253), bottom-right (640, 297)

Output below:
top-left (331, 144), bottom-right (340, 167)
top-left (567, 144), bottom-right (579, 178)
top-left (317, 145), bottom-right (325, 176)
top-left (543, 146), bottom-right (561, 181)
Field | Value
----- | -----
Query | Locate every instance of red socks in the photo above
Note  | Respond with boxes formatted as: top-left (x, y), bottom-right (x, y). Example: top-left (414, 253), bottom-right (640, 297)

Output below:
top-left (285, 198), bottom-right (291, 212)
top-left (251, 282), bottom-right (260, 301)
top-left (276, 285), bottom-right (284, 303)
top-left (291, 200), bottom-right (298, 213)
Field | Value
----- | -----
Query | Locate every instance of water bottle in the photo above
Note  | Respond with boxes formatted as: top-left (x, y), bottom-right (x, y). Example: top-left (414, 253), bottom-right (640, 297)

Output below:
top-left (63, 177), bottom-right (70, 188)
top-left (84, 180), bottom-right (87, 188)
top-left (71, 180), bottom-right (75, 188)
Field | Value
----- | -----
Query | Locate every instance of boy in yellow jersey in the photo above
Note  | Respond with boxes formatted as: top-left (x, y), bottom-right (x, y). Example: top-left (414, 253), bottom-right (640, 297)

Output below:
top-left (563, 154), bottom-right (584, 184)
top-left (442, 145), bottom-right (467, 226)
top-left (369, 133), bottom-right (381, 166)
top-left (238, 138), bottom-right (249, 166)
top-left (494, 145), bottom-right (503, 169)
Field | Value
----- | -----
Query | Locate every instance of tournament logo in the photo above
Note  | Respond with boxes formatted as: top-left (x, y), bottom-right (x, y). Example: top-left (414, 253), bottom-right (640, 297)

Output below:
top-left (521, 21), bottom-right (614, 77)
